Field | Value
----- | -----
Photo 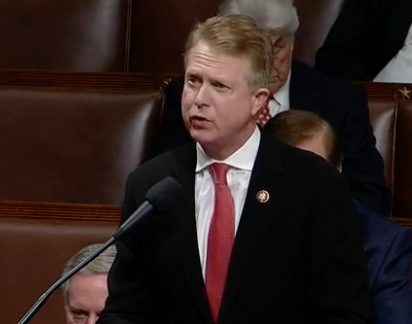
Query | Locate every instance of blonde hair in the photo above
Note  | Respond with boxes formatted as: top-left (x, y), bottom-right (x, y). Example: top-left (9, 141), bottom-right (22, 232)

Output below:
top-left (184, 15), bottom-right (273, 90)
top-left (266, 110), bottom-right (343, 167)
top-left (218, 0), bottom-right (299, 35)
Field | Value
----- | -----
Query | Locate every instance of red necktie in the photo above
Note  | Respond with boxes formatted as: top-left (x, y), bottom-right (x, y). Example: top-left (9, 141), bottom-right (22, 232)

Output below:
top-left (257, 102), bottom-right (272, 127)
top-left (206, 163), bottom-right (235, 322)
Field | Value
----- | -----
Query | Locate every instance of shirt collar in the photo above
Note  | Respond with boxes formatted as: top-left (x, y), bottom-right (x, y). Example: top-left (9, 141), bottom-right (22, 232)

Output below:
top-left (196, 126), bottom-right (261, 172)
top-left (273, 70), bottom-right (291, 108)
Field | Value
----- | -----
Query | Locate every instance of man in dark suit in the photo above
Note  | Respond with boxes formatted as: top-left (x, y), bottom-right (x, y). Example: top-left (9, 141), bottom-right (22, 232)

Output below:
top-left (315, 0), bottom-right (412, 83)
top-left (158, 0), bottom-right (390, 216)
top-left (266, 109), bottom-right (412, 324)
top-left (98, 15), bottom-right (372, 324)
top-left (355, 201), bottom-right (412, 324)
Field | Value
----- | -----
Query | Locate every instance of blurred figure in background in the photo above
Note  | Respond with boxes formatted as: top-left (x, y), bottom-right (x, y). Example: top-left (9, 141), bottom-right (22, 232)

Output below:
top-left (265, 109), bottom-right (412, 324)
top-left (316, 0), bottom-right (412, 83)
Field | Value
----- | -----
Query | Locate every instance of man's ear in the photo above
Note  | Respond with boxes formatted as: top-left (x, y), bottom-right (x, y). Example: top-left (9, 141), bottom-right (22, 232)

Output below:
top-left (251, 88), bottom-right (270, 116)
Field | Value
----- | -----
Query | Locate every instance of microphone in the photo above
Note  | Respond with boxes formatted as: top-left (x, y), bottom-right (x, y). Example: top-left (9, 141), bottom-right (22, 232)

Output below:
top-left (16, 176), bottom-right (182, 324)
top-left (113, 176), bottom-right (182, 240)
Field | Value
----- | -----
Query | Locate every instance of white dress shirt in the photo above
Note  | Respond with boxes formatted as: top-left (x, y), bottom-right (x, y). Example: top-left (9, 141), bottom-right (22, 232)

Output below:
top-left (268, 71), bottom-right (291, 117)
top-left (374, 23), bottom-right (412, 83)
top-left (195, 127), bottom-right (261, 278)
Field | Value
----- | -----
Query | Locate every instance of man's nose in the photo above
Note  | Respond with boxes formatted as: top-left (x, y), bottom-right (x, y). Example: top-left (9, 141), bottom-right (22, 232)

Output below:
top-left (86, 313), bottom-right (98, 324)
top-left (194, 84), bottom-right (210, 108)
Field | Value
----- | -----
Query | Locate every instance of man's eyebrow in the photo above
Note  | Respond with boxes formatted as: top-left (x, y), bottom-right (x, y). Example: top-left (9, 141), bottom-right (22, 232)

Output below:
top-left (210, 77), bottom-right (225, 83)
top-left (70, 307), bottom-right (88, 315)
top-left (186, 72), bottom-right (200, 78)
top-left (210, 77), bottom-right (231, 87)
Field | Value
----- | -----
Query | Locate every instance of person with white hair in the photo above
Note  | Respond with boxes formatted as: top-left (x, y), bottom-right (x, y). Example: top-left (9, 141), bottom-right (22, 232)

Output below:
top-left (157, 0), bottom-right (390, 217)
top-left (219, 0), bottom-right (299, 95)
top-left (62, 244), bottom-right (116, 324)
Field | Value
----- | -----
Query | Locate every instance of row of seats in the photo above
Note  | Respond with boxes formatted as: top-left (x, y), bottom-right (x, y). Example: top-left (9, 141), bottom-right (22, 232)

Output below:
top-left (0, 72), bottom-right (411, 324)
top-left (1, 72), bottom-right (412, 220)
top-left (0, 72), bottom-right (160, 323)
top-left (0, 0), bottom-right (344, 73)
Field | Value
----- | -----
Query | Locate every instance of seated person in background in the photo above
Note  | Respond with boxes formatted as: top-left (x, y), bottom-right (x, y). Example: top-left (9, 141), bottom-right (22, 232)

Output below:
top-left (264, 110), bottom-right (412, 324)
top-left (158, 0), bottom-right (390, 216)
top-left (62, 244), bottom-right (116, 324)
top-left (315, 0), bottom-right (412, 83)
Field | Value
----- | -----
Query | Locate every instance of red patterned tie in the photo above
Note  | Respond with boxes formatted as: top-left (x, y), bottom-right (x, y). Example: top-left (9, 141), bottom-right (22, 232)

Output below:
top-left (257, 101), bottom-right (272, 127)
top-left (206, 163), bottom-right (235, 322)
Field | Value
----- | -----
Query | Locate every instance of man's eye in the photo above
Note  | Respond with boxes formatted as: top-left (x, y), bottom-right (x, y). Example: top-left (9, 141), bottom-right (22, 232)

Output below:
top-left (212, 83), bottom-right (226, 89)
top-left (188, 78), bottom-right (199, 85)
top-left (72, 311), bottom-right (87, 319)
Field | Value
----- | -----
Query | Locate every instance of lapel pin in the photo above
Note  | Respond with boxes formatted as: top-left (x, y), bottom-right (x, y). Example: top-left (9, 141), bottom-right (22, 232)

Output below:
top-left (256, 190), bottom-right (270, 203)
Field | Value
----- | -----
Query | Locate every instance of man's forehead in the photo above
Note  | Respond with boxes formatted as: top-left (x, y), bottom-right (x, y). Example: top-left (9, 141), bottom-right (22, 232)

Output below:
top-left (67, 274), bottom-right (108, 306)
top-left (186, 42), bottom-right (251, 79)
top-left (68, 273), bottom-right (108, 290)
top-left (189, 42), bottom-right (243, 65)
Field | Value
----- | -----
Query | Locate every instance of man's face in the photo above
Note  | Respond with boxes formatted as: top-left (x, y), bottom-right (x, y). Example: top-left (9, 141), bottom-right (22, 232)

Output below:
top-left (268, 32), bottom-right (294, 95)
top-left (64, 273), bottom-right (108, 324)
top-left (182, 40), bottom-right (269, 158)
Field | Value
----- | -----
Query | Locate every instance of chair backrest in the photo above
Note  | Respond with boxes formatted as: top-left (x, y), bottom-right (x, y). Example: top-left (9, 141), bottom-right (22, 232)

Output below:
top-left (129, 0), bottom-right (219, 74)
top-left (0, 0), bottom-right (131, 71)
top-left (364, 83), bottom-right (412, 224)
top-left (0, 86), bottom-right (162, 204)
top-left (392, 101), bottom-right (412, 218)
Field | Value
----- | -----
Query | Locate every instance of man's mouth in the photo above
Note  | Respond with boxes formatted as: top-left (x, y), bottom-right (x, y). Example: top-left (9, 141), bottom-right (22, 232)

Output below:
top-left (189, 116), bottom-right (209, 128)
top-left (190, 116), bottom-right (208, 123)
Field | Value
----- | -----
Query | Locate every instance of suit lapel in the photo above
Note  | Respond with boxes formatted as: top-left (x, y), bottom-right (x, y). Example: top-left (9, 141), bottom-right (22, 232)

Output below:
top-left (289, 61), bottom-right (322, 113)
top-left (218, 134), bottom-right (284, 322)
top-left (169, 145), bottom-right (213, 324)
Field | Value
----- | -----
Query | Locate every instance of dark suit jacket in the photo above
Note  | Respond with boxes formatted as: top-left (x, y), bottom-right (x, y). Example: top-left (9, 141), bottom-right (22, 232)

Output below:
top-left (157, 61), bottom-right (390, 215)
top-left (354, 200), bottom-right (412, 324)
top-left (98, 133), bottom-right (372, 324)
top-left (315, 0), bottom-right (412, 81)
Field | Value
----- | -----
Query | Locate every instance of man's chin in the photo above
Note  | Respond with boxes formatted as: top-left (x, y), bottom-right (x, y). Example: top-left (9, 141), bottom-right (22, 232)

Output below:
top-left (269, 80), bottom-right (285, 94)
top-left (189, 129), bottom-right (215, 146)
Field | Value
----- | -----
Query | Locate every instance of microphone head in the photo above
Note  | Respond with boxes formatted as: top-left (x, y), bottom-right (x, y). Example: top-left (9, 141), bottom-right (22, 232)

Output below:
top-left (145, 177), bottom-right (182, 212)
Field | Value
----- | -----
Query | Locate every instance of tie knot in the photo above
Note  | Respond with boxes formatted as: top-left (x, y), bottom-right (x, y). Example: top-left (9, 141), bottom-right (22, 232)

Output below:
top-left (210, 163), bottom-right (229, 185)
